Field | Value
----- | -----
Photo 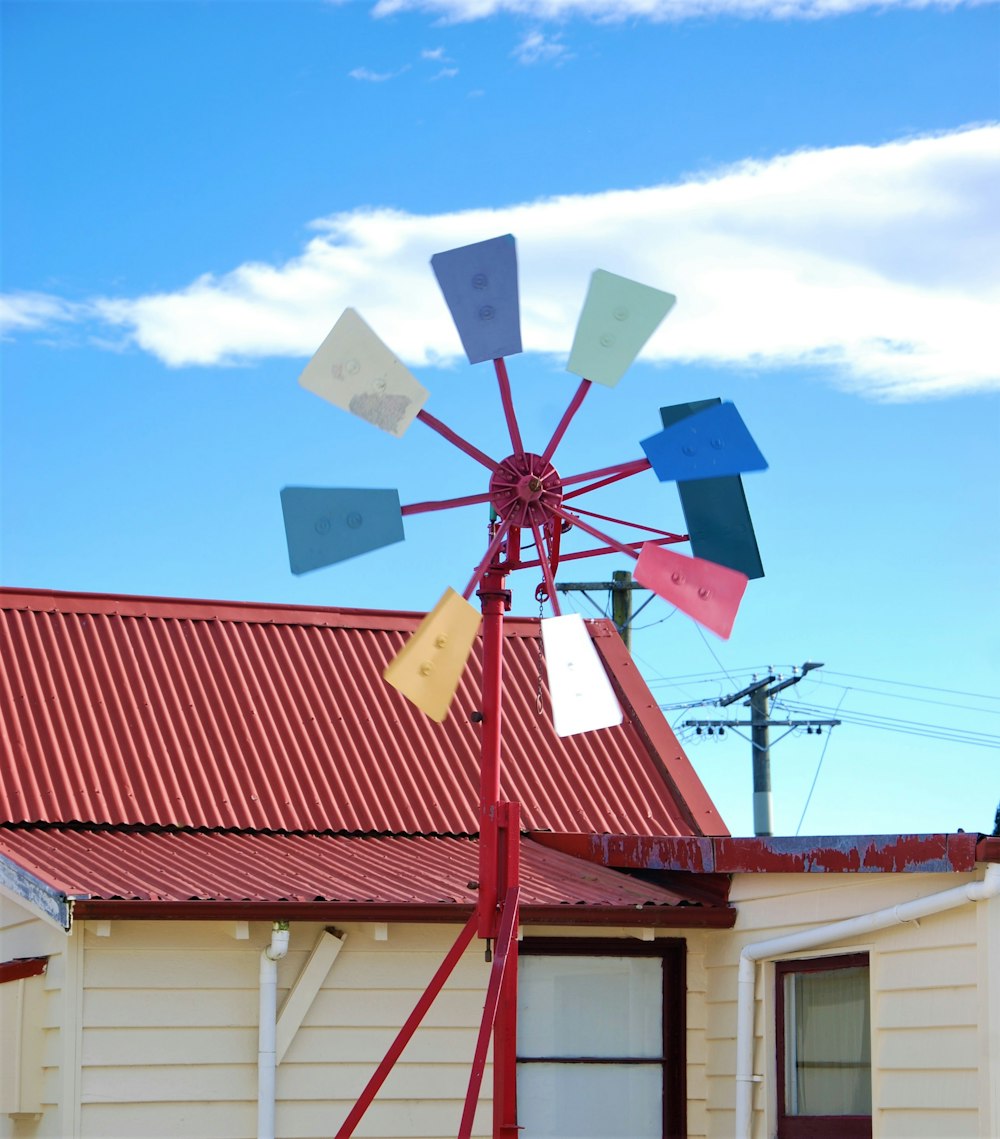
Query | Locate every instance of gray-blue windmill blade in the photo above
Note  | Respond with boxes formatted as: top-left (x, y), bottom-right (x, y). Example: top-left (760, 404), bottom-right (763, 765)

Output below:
top-left (280, 487), bottom-right (404, 575)
top-left (430, 235), bottom-right (522, 364)
top-left (656, 399), bottom-right (765, 581)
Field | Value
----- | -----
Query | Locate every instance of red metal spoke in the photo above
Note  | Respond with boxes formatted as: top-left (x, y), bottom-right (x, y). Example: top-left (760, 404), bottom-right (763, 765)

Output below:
top-left (540, 378), bottom-right (591, 465)
top-left (560, 455), bottom-right (652, 490)
top-left (402, 490), bottom-right (493, 517)
top-left (529, 519), bottom-right (561, 616)
top-left (494, 358), bottom-right (525, 457)
top-left (552, 506), bottom-right (641, 561)
top-left (416, 408), bottom-right (499, 472)
top-left (335, 912), bottom-right (479, 1139)
top-left (569, 504), bottom-right (686, 540)
top-left (463, 519), bottom-right (513, 600)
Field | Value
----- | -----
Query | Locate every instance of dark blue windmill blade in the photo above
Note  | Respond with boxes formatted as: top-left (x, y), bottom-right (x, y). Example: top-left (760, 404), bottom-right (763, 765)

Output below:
top-left (660, 399), bottom-right (766, 581)
top-left (640, 402), bottom-right (767, 483)
top-left (280, 487), bottom-right (404, 575)
top-left (430, 234), bottom-right (522, 364)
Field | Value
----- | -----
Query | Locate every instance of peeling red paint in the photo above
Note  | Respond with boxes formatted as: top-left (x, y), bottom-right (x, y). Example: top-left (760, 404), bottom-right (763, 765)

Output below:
top-left (529, 831), bottom-right (983, 874)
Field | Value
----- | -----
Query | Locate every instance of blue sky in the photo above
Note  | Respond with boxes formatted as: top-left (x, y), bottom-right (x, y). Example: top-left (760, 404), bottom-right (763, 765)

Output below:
top-left (2, 0), bottom-right (998, 839)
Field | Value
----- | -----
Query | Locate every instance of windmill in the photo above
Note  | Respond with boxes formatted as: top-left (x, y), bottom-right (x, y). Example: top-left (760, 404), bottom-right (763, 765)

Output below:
top-left (279, 234), bottom-right (767, 1139)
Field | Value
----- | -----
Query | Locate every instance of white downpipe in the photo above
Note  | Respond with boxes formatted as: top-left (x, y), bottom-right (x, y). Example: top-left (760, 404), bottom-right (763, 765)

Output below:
top-left (258, 921), bottom-right (291, 1139)
top-left (735, 862), bottom-right (1000, 1139)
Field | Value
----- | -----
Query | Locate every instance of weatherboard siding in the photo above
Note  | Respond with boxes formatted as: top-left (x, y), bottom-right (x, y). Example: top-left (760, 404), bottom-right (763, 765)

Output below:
top-left (0, 895), bottom-right (69, 1139)
top-left (73, 920), bottom-right (496, 1139)
top-left (702, 871), bottom-right (994, 1139)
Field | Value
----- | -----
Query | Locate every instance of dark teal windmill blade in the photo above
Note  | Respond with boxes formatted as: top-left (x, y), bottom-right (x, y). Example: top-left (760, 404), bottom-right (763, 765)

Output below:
top-left (280, 487), bottom-right (404, 574)
top-left (641, 402), bottom-right (767, 483)
top-left (431, 234), bottom-right (522, 364)
top-left (566, 269), bottom-right (676, 387)
top-left (660, 399), bottom-right (765, 581)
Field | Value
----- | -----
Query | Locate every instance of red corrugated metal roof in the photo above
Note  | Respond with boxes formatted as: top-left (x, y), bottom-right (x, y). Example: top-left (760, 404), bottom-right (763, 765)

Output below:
top-left (0, 587), bottom-right (726, 837)
top-left (0, 827), bottom-right (731, 923)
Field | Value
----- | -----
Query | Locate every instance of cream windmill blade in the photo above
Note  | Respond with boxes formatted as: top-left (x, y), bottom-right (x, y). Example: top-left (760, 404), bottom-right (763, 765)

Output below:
top-left (541, 614), bottom-right (623, 738)
top-left (298, 308), bottom-right (429, 438)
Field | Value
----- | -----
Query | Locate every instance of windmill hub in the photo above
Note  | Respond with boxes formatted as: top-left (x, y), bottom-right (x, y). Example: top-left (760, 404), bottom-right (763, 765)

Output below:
top-left (489, 451), bottom-right (563, 528)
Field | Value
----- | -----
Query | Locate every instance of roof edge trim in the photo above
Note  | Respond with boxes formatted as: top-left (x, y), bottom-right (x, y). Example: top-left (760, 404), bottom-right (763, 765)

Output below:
top-left (0, 852), bottom-right (71, 930)
top-left (71, 899), bottom-right (735, 928)
top-left (530, 831), bottom-right (985, 873)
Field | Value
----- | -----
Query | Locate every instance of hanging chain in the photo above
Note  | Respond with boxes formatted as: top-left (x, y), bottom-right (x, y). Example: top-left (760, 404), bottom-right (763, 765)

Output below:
top-left (536, 595), bottom-right (545, 714)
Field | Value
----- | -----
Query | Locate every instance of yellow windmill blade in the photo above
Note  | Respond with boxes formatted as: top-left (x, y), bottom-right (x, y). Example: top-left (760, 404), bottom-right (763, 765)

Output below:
top-left (383, 588), bottom-right (482, 722)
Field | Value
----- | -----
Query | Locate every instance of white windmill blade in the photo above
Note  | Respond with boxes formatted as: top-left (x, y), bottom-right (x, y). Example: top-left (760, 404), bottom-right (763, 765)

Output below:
top-left (541, 613), bottom-right (623, 738)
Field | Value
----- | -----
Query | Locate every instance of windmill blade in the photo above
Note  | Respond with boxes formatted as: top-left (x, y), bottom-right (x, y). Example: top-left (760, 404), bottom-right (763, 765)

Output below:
top-left (298, 308), bottom-right (428, 438)
top-left (383, 588), bottom-right (482, 722)
top-left (431, 235), bottom-right (522, 364)
top-left (280, 487), bottom-right (404, 574)
top-left (640, 401), bottom-right (767, 483)
top-left (566, 269), bottom-right (676, 387)
top-left (634, 543), bottom-right (748, 639)
top-left (541, 614), bottom-right (623, 738)
top-left (660, 399), bottom-right (765, 580)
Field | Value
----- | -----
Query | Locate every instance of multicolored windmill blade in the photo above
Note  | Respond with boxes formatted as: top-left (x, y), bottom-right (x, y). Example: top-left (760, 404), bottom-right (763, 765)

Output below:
top-left (383, 587), bottom-right (482, 722)
top-left (634, 543), bottom-right (748, 640)
top-left (541, 614), bottom-right (622, 738)
top-left (660, 399), bottom-right (766, 580)
top-left (640, 401), bottom-right (768, 483)
top-left (566, 269), bottom-right (676, 387)
top-left (431, 234), bottom-right (522, 364)
top-left (298, 308), bottom-right (429, 437)
top-left (280, 487), bottom-right (404, 575)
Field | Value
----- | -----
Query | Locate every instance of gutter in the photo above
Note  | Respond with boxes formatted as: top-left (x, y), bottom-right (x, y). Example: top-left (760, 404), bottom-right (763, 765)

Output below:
top-left (258, 921), bottom-right (290, 1139)
top-left (734, 862), bottom-right (1000, 1139)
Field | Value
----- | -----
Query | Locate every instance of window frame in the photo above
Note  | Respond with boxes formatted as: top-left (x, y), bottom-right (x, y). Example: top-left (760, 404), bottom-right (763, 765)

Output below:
top-left (774, 952), bottom-right (872, 1139)
top-left (517, 937), bottom-right (686, 1139)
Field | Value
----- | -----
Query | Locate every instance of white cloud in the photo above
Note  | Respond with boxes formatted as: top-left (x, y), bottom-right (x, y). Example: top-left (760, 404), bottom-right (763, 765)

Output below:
top-left (512, 30), bottom-right (573, 64)
top-left (6, 125), bottom-right (999, 400)
top-left (0, 292), bottom-right (83, 335)
top-left (348, 64), bottom-right (410, 81)
top-left (371, 0), bottom-right (991, 20)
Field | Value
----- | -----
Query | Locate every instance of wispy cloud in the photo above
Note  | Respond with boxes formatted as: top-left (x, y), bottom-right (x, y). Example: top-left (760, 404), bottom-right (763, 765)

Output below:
top-left (348, 64), bottom-right (410, 82)
top-left (512, 30), bottom-right (572, 64)
top-left (373, 0), bottom-right (994, 19)
top-left (0, 292), bottom-right (82, 334)
top-left (5, 126), bottom-right (998, 401)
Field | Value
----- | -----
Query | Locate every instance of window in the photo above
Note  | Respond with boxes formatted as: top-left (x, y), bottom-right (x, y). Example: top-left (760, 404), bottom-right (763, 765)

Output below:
top-left (517, 938), bottom-right (686, 1139)
top-left (776, 953), bottom-right (872, 1139)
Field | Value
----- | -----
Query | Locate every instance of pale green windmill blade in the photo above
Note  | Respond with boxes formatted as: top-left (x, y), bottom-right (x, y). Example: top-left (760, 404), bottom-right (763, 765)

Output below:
top-left (566, 270), bottom-right (676, 387)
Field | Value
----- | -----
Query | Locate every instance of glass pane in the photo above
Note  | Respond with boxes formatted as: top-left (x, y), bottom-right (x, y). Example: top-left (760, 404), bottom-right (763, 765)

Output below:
top-left (518, 956), bottom-right (662, 1059)
top-left (784, 966), bottom-right (871, 1116)
top-left (518, 1063), bottom-right (661, 1138)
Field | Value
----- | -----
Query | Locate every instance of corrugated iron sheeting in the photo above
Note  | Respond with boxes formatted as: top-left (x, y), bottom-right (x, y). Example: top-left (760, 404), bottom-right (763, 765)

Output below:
top-left (0, 589), bottom-right (725, 836)
top-left (0, 828), bottom-right (702, 909)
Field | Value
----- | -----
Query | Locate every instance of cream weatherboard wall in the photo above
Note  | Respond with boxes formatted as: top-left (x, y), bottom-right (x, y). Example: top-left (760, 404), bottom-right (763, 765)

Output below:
top-left (702, 870), bottom-right (999, 1139)
top-left (2, 876), bottom-right (997, 1139)
top-left (3, 910), bottom-right (695, 1139)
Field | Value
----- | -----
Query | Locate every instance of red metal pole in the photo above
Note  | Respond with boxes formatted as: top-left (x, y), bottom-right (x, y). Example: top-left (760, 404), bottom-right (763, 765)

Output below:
top-left (458, 884), bottom-right (521, 1139)
top-left (494, 802), bottom-right (521, 1139)
top-left (476, 568), bottom-right (509, 941)
top-left (334, 912), bottom-right (478, 1139)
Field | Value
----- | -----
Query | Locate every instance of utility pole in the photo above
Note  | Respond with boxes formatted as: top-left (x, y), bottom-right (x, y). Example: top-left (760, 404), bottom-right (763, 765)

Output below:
top-left (555, 570), bottom-right (652, 653)
top-left (683, 662), bottom-right (840, 836)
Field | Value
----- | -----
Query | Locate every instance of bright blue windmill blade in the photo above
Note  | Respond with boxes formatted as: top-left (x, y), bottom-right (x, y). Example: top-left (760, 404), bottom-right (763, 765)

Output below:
top-left (430, 235), bottom-right (522, 364)
top-left (640, 402), bottom-right (767, 483)
top-left (660, 399), bottom-right (765, 580)
top-left (280, 487), bottom-right (404, 575)
top-left (566, 269), bottom-right (676, 387)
